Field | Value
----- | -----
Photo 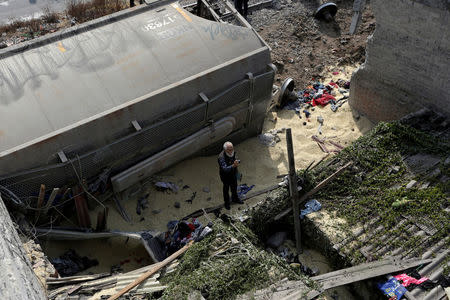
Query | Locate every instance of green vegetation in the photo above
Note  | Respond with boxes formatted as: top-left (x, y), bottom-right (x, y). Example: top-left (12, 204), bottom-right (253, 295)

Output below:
top-left (160, 220), bottom-right (315, 299)
top-left (306, 122), bottom-right (449, 262)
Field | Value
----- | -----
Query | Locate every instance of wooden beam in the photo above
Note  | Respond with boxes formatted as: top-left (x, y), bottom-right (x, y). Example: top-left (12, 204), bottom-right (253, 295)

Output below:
top-left (73, 185), bottom-right (91, 228)
top-left (35, 184), bottom-right (46, 222)
top-left (268, 257), bottom-right (432, 300)
top-left (43, 188), bottom-right (59, 215)
top-left (242, 184), bottom-right (279, 200)
top-left (108, 240), bottom-right (194, 300)
top-left (274, 161), bottom-right (353, 221)
top-left (286, 128), bottom-right (302, 254)
top-left (181, 184), bottom-right (279, 220)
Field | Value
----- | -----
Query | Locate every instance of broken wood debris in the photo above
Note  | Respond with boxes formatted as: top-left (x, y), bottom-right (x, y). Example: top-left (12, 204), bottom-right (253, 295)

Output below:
top-left (35, 184), bottom-right (46, 222)
top-left (181, 184), bottom-right (280, 220)
top-left (73, 185), bottom-right (91, 228)
top-left (108, 240), bottom-right (194, 300)
top-left (256, 256), bottom-right (431, 300)
top-left (46, 259), bottom-right (180, 299)
top-left (43, 188), bottom-right (59, 215)
top-left (46, 273), bottom-right (110, 285)
top-left (274, 161), bottom-right (353, 221)
top-left (311, 135), bottom-right (343, 153)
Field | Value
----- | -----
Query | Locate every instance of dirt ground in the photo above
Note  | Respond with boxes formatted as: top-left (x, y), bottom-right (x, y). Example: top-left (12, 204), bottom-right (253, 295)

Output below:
top-left (34, 1), bottom-right (377, 298)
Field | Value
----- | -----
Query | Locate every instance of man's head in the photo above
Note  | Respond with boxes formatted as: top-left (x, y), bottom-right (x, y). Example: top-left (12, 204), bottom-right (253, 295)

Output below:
top-left (223, 141), bottom-right (234, 157)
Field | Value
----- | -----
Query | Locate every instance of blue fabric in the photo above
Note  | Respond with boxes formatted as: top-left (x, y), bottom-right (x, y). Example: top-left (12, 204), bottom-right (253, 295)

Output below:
top-left (237, 184), bottom-right (255, 199)
top-left (300, 199), bottom-right (322, 219)
top-left (167, 220), bottom-right (178, 230)
top-left (155, 182), bottom-right (179, 192)
top-left (377, 278), bottom-right (407, 299)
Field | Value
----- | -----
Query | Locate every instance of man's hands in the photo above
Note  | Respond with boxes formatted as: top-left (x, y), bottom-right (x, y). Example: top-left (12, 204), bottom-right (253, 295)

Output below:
top-left (232, 160), bottom-right (240, 168)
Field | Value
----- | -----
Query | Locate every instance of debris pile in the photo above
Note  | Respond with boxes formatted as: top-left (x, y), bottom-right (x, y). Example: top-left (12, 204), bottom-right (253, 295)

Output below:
top-left (281, 78), bottom-right (350, 113)
top-left (50, 249), bottom-right (99, 277)
top-left (164, 219), bottom-right (213, 255)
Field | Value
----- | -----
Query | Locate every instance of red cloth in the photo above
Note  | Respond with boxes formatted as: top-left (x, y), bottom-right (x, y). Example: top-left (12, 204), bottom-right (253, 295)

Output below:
top-left (394, 274), bottom-right (429, 287)
top-left (313, 94), bottom-right (335, 106)
top-left (329, 82), bottom-right (339, 88)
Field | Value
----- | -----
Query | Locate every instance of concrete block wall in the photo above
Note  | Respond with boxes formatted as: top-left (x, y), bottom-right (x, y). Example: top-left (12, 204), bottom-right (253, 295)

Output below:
top-left (350, 0), bottom-right (450, 122)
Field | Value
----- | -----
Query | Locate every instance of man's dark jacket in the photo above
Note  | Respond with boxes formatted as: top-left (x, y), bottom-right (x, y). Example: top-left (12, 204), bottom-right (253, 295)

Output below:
top-left (218, 151), bottom-right (237, 183)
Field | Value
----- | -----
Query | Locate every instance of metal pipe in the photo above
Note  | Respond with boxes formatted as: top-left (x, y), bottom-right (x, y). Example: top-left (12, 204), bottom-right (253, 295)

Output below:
top-left (112, 116), bottom-right (236, 193)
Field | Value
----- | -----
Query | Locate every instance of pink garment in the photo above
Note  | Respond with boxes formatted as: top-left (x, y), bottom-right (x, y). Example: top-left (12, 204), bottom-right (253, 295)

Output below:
top-left (394, 274), bottom-right (429, 287)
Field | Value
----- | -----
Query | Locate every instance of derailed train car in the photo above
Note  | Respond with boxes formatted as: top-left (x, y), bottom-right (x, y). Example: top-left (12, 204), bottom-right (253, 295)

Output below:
top-left (0, 0), bottom-right (275, 200)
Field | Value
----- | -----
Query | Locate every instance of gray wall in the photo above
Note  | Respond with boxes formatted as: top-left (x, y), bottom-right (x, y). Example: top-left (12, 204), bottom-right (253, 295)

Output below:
top-left (350, 0), bottom-right (450, 122)
top-left (0, 196), bottom-right (46, 300)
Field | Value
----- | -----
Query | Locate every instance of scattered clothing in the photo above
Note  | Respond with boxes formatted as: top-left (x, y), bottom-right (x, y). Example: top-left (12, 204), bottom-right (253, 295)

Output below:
top-left (136, 193), bottom-right (149, 215)
top-left (155, 181), bottom-right (179, 193)
top-left (312, 94), bottom-right (335, 106)
top-left (378, 277), bottom-right (407, 299)
top-left (394, 273), bottom-right (429, 287)
top-left (164, 219), bottom-right (213, 255)
top-left (300, 199), bottom-right (322, 219)
top-left (51, 249), bottom-right (98, 277)
top-left (237, 184), bottom-right (255, 199)
top-left (328, 81), bottom-right (339, 88)
top-left (400, 269), bottom-right (450, 291)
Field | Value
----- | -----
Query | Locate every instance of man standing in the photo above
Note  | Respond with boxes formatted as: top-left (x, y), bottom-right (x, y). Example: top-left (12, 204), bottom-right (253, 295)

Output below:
top-left (218, 141), bottom-right (244, 210)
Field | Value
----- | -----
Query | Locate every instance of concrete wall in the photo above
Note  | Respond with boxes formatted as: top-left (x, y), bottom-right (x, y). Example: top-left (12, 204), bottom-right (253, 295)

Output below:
top-left (350, 0), bottom-right (450, 122)
top-left (0, 195), bottom-right (46, 300)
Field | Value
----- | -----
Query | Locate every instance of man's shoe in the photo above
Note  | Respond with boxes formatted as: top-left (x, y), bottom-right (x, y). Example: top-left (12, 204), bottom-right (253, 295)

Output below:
top-left (224, 202), bottom-right (231, 210)
top-left (232, 198), bottom-right (244, 204)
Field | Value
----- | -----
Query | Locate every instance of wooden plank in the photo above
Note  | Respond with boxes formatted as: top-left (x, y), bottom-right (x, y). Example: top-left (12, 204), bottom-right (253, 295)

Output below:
top-left (46, 273), bottom-right (110, 285)
top-left (73, 186), bottom-right (91, 228)
top-left (286, 128), bottom-right (302, 254)
top-left (242, 184), bottom-right (279, 200)
top-left (35, 184), bottom-right (46, 222)
top-left (310, 154), bottom-right (330, 170)
top-left (43, 188), bottom-right (60, 215)
top-left (329, 140), bottom-right (344, 150)
top-left (108, 240), bottom-right (194, 300)
top-left (274, 257), bottom-right (432, 299)
top-left (274, 161), bottom-right (353, 221)
top-left (181, 184), bottom-right (279, 220)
